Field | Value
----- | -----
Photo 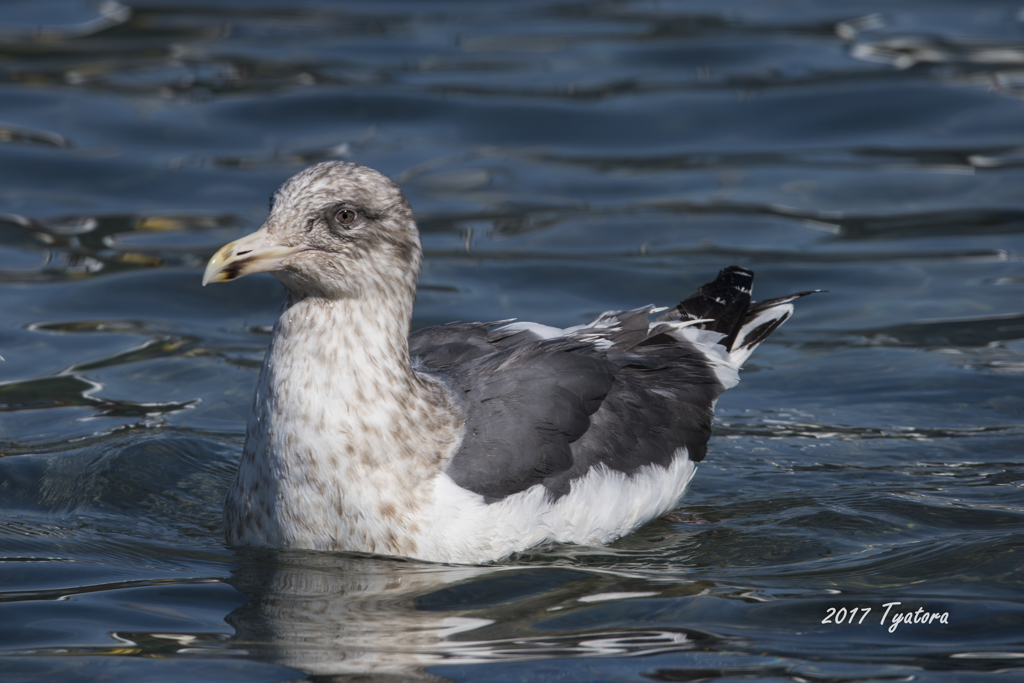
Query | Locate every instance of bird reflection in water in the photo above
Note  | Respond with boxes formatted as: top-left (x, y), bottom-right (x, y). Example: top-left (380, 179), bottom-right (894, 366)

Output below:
top-left (225, 550), bottom-right (495, 680)
top-left (224, 550), bottom-right (696, 680)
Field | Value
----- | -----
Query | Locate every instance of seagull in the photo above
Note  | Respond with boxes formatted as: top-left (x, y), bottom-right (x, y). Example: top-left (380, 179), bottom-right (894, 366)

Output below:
top-left (203, 161), bottom-right (815, 564)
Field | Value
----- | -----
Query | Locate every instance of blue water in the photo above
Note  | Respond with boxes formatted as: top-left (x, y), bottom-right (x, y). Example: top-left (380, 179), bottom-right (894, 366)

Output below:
top-left (1, 1), bottom-right (1023, 681)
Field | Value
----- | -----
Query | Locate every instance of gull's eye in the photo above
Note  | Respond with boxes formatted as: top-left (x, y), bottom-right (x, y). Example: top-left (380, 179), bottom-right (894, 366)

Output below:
top-left (335, 208), bottom-right (357, 226)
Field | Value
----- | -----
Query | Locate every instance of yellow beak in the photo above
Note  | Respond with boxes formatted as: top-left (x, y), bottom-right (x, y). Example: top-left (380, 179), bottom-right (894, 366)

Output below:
top-left (202, 227), bottom-right (307, 285)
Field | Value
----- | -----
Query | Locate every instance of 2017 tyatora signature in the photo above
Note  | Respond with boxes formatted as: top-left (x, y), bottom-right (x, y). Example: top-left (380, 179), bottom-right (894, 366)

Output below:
top-left (823, 602), bottom-right (950, 633)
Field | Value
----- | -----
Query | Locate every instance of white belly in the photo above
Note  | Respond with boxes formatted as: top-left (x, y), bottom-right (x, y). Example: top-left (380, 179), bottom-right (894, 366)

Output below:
top-left (412, 449), bottom-right (697, 564)
top-left (226, 451), bottom-right (696, 563)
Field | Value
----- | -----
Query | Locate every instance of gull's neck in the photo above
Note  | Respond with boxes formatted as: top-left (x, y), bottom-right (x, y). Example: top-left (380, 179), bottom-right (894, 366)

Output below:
top-left (225, 287), bottom-right (463, 557)
top-left (273, 289), bottom-right (418, 401)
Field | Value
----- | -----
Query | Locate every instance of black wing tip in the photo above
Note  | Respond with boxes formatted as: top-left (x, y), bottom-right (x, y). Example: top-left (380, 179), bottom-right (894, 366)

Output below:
top-left (657, 267), bottom-right (822, 352)
top-left (748, 288), bottom-right (825, 312)
top-left (707, 265), bottom-right (753, 294)
top-left (718, 264), bottom-right (753, 279)
top-left (660, 265), bottom-right (755, 347)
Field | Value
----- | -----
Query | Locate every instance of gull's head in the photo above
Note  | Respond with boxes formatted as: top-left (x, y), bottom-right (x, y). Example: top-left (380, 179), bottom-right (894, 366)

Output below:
top-left (203, 162), bottom-right (421, 299)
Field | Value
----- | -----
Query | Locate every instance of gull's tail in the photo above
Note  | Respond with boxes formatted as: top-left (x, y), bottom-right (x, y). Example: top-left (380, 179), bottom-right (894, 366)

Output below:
top-left (658, 266), bottom-right (820, 367)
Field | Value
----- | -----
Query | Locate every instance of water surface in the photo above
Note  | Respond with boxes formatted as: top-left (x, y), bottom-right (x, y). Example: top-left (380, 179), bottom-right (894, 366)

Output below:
top-left (1, 1), bottom-right (1023, 681)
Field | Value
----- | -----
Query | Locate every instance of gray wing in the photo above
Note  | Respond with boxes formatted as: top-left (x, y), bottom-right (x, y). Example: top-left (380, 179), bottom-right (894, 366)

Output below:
top-left (435, 339), bottom-right (621, 502)
top-left (409, 320), bottom-right (550, 368)
top-left (411, 266), bottom-right (814, 504)
top-left (414, 321), bottom-right (724, 503)
top-left (409, 322), bottom-right (502, 368)
top-left (547, 334), bottom-right (723, 497)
